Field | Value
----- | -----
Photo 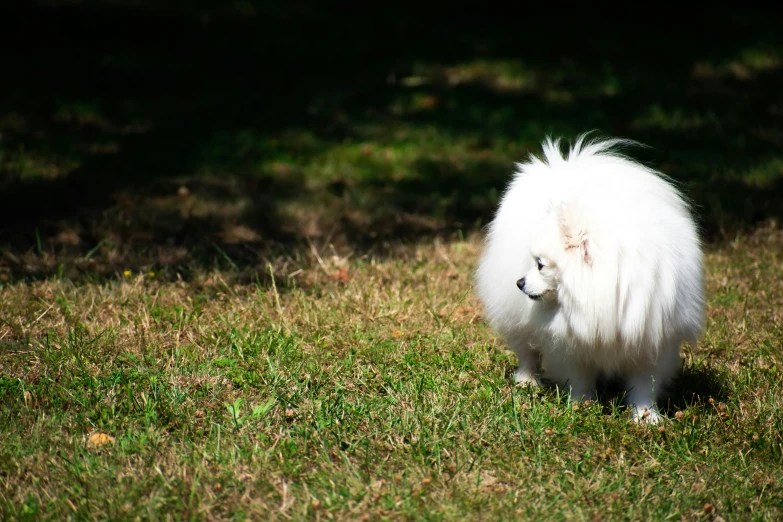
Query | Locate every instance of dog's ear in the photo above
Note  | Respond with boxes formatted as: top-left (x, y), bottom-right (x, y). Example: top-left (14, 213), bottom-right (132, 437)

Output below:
top-left (558, 203), bottom-right (592, 265)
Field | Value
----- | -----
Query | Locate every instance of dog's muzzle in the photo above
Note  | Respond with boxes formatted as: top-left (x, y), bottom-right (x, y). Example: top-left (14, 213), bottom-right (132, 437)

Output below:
top-left (516, 278), bottom-right (543, 300)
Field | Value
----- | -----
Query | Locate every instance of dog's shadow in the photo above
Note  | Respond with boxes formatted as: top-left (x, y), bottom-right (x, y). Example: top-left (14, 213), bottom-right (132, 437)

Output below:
top-left (659, 363), bottom-right (730, 414)
top-left (604, 363), bottom-right (729, 418)
top-left (521, 362), bottom-right (729, 419)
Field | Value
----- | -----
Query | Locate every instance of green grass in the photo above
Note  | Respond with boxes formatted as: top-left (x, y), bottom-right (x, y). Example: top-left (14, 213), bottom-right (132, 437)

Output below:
top-left (1, 232), bottom-right (782, 520)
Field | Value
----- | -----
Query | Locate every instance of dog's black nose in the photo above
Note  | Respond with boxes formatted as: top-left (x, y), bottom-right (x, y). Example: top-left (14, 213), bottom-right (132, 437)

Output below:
top-left (516, 278), bottom-right (525, 291)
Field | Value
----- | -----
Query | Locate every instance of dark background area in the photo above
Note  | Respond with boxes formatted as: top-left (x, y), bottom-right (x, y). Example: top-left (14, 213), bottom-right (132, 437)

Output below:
top-left (1, 3), bottom-right (781, 281)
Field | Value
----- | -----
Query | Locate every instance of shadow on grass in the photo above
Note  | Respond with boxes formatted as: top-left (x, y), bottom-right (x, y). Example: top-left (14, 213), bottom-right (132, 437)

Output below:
top-left (661, 363), bottom-right (730, 414)
top-left (519, 361), bottom-right (729, 420)
top-left (599, 363), bottom-right (729, 419)
top-left (1, 3), bottom-right (782, 281)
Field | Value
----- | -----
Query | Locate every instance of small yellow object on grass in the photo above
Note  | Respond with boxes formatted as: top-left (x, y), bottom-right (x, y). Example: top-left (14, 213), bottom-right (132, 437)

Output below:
top-left (87, 432), bottom-right (115, 448)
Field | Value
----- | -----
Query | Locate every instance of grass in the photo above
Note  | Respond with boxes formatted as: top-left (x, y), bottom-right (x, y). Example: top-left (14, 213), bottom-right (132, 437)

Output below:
top-left (1, 229), bottom-right (782, 520)
top-left (1, 3), bottom-right (783, 520)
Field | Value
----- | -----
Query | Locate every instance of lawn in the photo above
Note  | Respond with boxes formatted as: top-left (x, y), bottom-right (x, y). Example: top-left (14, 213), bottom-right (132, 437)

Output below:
top-left (1, 3), bottom-right (782, 521)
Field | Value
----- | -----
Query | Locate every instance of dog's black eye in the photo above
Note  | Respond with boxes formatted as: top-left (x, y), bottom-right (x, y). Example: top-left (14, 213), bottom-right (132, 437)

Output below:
top-left (536, 258), bottom-right (544, 271)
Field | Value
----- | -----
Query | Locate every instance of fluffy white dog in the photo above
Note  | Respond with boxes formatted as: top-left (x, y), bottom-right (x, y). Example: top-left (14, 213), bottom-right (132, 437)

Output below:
top-left (475, 135), bottom-right (705, 422)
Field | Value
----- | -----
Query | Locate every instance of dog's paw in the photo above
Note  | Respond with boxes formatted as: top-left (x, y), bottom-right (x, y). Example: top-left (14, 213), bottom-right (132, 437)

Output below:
top-left (631, 406), bottom-right (662, 424)
top-left (514, 369), bottom-right (541, 388)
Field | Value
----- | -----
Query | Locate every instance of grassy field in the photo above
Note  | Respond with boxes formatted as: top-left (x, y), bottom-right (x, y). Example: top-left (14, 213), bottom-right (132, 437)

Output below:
top-left (2, 3), bottom-right (783, 521)
top-left (2, 230), bottom-right (782, 520)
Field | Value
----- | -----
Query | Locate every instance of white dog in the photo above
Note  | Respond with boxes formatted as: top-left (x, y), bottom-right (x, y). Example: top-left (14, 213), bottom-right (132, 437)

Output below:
top-left (475, 135), bottom-right (705, 422)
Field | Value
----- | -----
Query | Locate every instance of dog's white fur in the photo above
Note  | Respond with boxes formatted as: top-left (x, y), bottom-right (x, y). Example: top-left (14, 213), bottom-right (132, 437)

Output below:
top-left (475, 135), bottom-right (705, 423)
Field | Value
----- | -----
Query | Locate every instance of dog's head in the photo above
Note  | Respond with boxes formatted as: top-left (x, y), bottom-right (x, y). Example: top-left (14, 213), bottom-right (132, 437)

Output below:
top-left (516, 254), bottom-right (558, 303)
top-left (517, 202), bottom-right (592, 304)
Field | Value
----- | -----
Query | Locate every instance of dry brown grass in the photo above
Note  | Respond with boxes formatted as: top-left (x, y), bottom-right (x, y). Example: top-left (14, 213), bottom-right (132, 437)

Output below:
top-left (1, 223), bottom-right (782, 520)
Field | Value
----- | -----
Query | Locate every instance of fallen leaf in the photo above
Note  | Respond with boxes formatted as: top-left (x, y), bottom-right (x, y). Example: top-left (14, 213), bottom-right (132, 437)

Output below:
top-left (87, 432), bottom-right (115, 448)
top-left (332, 268), bottom-right (350, 284)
